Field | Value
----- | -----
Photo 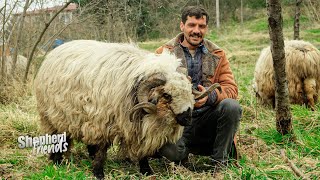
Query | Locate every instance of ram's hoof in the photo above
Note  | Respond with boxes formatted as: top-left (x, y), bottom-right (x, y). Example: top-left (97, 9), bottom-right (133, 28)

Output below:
top-left (93, 170), bottom-right (104, 180)
top-left (140, 167), bottom-right (154, 176)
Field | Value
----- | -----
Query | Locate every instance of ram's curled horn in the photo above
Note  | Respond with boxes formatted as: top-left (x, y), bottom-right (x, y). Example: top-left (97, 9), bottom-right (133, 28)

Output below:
top-left (131, 73), bottom-right (166, 119)
top-left (129, 102), bottom-right (157, 122)
top-left (193, 83), bottom-right (222, 100)
top-left (137, 73), bottom-right (166, 103)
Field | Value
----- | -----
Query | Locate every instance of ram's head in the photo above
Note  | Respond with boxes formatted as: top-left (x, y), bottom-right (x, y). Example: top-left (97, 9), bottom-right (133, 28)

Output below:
top-left (130, 72), bottom-right (222, 126)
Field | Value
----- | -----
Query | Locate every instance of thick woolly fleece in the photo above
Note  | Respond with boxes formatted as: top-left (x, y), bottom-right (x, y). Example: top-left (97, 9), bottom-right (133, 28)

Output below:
top-left (34, 40), bottom-right (195, 161)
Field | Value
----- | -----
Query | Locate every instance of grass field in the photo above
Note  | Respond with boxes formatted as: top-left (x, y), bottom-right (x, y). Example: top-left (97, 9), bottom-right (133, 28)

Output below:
top-left (1, 11), bottom-right (320, 180)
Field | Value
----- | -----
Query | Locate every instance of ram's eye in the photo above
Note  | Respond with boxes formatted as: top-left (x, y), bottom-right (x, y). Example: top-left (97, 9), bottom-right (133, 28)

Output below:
top-left (163, 93), bottom-right (171, 100)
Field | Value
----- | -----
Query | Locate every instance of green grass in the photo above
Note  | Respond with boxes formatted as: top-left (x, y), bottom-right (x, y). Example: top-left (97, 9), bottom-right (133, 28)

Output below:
top-left (138, 40), bottom-right (167, 52)
top-left (306, 29), bottom-right (320, 34)
top-left (25, 162), bottom-right (90, 180)
top-left (247, 19), bottom-right (269, 32)
top-left (1, 6), bottom-right (320, 180)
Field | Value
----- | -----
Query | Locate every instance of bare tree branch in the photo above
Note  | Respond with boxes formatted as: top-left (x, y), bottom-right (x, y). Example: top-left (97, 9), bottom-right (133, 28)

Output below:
top-left (43, 22), bottom-right (72, 56)
top-left (11, 0), bottom-right (31, 76)
top-left (0, 6), bottom-right (5, 14)
top-left (1, 0), bottom-right (8, 79)
top-left (280, 149), bottom-right (310, 180)
top-left (23, 0), bottom-right (72, 82)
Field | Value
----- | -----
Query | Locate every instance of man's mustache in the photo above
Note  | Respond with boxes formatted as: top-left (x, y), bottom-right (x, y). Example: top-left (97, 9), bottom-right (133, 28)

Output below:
top-left (190, 33), bottom-right (202, 38)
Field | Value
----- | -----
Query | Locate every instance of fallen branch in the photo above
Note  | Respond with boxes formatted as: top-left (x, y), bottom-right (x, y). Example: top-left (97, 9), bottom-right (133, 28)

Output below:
top-left (280, 149), bottom-right (310, 180)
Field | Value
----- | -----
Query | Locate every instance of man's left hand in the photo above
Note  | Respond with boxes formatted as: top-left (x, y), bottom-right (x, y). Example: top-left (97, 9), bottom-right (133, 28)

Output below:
top-left (194, 85), bottom-right (208, 108)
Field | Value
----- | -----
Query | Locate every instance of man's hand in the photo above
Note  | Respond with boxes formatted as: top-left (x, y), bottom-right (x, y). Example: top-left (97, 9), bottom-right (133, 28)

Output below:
top-left (194, 85), bottom-right (208, 108)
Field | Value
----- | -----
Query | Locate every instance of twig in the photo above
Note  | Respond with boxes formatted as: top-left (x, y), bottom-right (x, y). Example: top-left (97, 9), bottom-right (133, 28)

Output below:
top-left (280, 149), bottom-right (310, 180)
top-left (0, 6), bottom-right (5, 14)
top-left (43, 22), bottom-right (72, 57)
top-left (11, 0), bottom-right (30, 77)
top-left (23, 0), bottom-right (72, 82)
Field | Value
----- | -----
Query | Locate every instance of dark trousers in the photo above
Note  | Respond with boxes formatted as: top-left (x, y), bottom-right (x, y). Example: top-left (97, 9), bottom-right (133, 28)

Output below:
top-left (159, 98), bottom-right (241, 163)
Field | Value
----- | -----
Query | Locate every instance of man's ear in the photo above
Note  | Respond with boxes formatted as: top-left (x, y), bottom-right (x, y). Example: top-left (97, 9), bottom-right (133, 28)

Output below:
top-left (180, 21), bottom-right (184, 31)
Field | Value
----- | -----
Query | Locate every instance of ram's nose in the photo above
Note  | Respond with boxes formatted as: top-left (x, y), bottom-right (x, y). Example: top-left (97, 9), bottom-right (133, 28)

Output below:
top-left (176, 107), bottom-right (192, 126)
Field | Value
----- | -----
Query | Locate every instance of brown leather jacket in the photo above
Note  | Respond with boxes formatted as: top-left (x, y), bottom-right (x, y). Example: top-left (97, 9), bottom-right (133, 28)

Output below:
top-left (155, 33), bottom-right (238, 104)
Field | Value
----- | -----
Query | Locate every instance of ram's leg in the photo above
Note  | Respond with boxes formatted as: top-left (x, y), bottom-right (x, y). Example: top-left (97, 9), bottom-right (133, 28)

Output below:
top-left (92, 143), bottom-right (109, 180)
top-left (307, 95), bottom-right (316, 111)
top-left (304, 78), bottom-right (316, 111)
top-left (87, 145), bottom-right (98, 159)
top-left (49, 151), bottom-right (63, 164)
top-left (139, 157), bottom-right (153, 175)
top-left (49, 136), bottom-right (72, 164)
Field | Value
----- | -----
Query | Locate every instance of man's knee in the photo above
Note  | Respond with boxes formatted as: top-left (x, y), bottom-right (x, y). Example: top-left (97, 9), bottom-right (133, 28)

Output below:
top-left (218, 99), bottom-right (242, 129)
top-left (220, 99), bottom-right (242, 118)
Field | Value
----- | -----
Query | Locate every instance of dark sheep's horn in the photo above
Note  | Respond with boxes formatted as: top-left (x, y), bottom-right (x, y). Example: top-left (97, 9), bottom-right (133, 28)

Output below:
top-left (193, 83), bottom-right (222, 100)
top-left (129, 102), bottom-right (157, 122)
top-left (137, 73), bottom-right (166, 103)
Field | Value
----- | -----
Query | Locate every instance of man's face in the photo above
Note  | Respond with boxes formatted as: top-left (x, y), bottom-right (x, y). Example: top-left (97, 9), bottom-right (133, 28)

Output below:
top-left (180, 15), bottom-right (208, 48)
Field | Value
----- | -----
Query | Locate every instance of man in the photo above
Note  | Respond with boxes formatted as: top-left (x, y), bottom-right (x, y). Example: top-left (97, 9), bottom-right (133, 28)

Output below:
top-left (155, 6), bottom-right (242, 168)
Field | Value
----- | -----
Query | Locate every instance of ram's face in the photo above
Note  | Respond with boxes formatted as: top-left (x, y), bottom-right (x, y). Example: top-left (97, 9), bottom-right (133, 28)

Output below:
top-left (163, 75), bottom-right (195, 126)
top-left (151, 74), bottom-right (194, 126)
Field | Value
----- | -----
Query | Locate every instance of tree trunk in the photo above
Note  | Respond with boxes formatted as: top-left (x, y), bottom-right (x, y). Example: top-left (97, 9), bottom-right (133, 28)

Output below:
top-left (240, 0), bottom-right (243, 25)
top-left (216, 0), bottom-right (220, 28)
top-left (267, 0), bottom-right (293, 135)
top-left (293, 0), bottom-right (302, 40)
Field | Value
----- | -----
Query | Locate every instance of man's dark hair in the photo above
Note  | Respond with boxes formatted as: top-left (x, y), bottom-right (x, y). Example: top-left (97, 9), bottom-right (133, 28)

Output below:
top-left (181, 6), bottom-right (209, 25)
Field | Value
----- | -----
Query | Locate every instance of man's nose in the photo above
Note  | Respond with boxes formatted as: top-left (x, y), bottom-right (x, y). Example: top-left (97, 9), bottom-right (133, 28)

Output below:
top-left (193, 26), bottom-right (200, 33)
